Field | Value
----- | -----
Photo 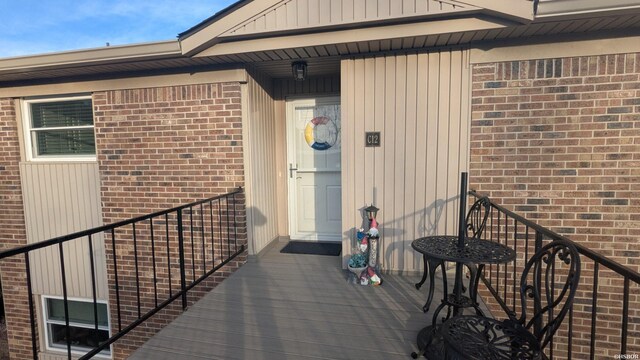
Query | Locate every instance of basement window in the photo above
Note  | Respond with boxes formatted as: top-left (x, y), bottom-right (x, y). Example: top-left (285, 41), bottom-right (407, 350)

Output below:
top-left (23, 95), bottom-right (96, 161)
top-left (43, 297), bottom-right (111, 357)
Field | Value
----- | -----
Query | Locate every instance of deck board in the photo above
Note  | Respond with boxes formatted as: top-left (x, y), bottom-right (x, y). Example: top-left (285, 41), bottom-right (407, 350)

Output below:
top-left (129, 242), bottom-right (455, 359)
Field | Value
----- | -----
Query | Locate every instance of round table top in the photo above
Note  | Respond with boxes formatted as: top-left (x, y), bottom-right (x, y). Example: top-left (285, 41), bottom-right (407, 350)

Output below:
top-left (440, 315), bottom-right (541, 360)
top-left (411, 235), bottom-right (516, 264)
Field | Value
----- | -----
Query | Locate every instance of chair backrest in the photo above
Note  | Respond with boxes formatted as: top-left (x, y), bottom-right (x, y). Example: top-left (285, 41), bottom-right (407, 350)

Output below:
top-left (465, 196), bottom-right (491, 239)
top-left (516, 239), bottom-right (581, 350)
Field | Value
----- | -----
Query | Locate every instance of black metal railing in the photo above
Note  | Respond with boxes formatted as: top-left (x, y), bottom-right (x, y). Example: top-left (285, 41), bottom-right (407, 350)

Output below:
top-left (471, 190), bottom-right (640, 359)
top-left (0, 188), bottom-right (245, 359)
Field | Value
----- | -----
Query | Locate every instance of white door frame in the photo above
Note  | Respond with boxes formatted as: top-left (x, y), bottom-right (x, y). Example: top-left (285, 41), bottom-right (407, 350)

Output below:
top-left (286, 96), bottom-right (341, 242)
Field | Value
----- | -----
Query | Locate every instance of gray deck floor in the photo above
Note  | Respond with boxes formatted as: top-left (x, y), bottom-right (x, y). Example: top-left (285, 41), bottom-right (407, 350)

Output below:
top-left (129, 242), bottom-right (450, 360)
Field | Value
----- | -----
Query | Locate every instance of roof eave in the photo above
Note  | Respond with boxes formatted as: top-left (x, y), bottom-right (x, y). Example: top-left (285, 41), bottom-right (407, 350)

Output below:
top-left (454, 0), bottom-right (534, 24)
top-left (535, 0), bottom-right (640, 19)
top-left (0, 40), bottom-right (182, 74)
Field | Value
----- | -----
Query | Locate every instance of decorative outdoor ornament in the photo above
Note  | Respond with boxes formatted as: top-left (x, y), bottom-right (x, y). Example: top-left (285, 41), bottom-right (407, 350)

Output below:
top-left (347, 205), bottom-right (383, 286)
top-left (304, 116), bottom-right (339, 151)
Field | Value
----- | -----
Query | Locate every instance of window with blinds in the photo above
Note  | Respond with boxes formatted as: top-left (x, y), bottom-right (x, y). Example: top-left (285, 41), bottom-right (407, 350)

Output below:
top-left (25, 96), bottom-right (96, 160)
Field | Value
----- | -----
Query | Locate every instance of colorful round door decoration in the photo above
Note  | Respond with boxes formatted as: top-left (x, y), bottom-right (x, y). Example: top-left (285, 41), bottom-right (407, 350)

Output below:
top-left (304, 116), bottom-right (339, 150)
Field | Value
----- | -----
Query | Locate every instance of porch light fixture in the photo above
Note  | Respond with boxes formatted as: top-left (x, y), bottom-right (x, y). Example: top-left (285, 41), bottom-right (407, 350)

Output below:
top-left (365, 205), bottom-right (379, 221)
top-left (291, 61), bottom-right (307, 81)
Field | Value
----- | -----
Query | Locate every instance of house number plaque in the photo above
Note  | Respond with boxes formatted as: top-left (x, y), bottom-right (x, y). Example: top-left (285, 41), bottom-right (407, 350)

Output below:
top-left (365, 132), bottom-right (381, 147)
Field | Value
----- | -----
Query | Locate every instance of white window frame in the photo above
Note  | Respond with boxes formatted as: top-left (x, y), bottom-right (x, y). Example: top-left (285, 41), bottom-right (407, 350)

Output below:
top-left (22, 95), bottom-right (96, 162)
top-left (41, 295), bottom-right (111, 358)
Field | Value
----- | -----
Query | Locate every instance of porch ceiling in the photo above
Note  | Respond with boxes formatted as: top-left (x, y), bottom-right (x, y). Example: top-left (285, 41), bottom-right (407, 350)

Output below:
top-left (205, 14), bottom-right (640, 79)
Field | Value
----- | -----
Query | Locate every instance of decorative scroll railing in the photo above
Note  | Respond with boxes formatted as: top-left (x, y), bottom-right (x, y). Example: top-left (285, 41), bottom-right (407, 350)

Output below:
top-left (471, 191), bottom-right (640, 359)
top-left (0, 188), bottom-right (244, 359)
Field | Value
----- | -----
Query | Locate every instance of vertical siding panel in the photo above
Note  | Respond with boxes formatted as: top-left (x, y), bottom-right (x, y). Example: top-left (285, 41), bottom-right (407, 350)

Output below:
top-left (459, 50), bottom-right (471, 172)
top-left (393, 55), bottom-right (407, 270)
top-left (20, 163), bottom-right (105, 299)
top-left (341, 59), bottom-right (355, 262)
top-left (365, 0), bottom-right (378, 19)
top-left (354, 59), bottom-right (366, 235)
top-left (286, 1), bottom-right (298, 27)
top-left (342, 50), bottom-right (469, 272)
top-left (274, 98), bottom-right (288, 237)
top-left (414, 53), bottom-right (429, 273)
top-left (426, 52), bottom-right (440, 236)
top-left (390, 0), bottom-right (403, 16)
top-left (416, 0), bottom-right (428, 13)
top-left (353, 0), bottom-right (366, 20)
top-left (373, 57), bottom-right (386, 265)
top-left (319, 0), bottom-right (331, 24)
top-left (330, 0), bottom-right (342, 22)
top-left (76, 163), bottom-right (93, 295)
top-left (441, 51), bottom-right (458, 236)
top-left (404, 53), bottom-right (419, 271)
top-left (246, 15), bottom-right (266, 32)
top-left (435, 52), bottom-right (450, 235)
top-left (47, 165), bottom-right (63, 294)
top-left (403, 0), bottom-right (415, 15)
top-left (378, 0), bottom-right (390, 17)
top-left (308, 0), bottom-right (320, 25)
top-left (275, 5), bottom-right (287, 29)
top-left (297, 0), bottom-right (309, 27)
top-left (246, 69), bottom-right (280, 254)
top-left (382, 55), bottom-right (396, 270)
top-left (265, 8), bottom-right (277, 30)
top-left (342, 0), bottom-right (354, 21)
top-left (226, 0), bottom-right (471, 36)
top-left (449, 50), bottom-right (464, 238)
top-left (363, 57), bottom-right (375, 206)
top-left (69, 165), bottom-right (83, 297)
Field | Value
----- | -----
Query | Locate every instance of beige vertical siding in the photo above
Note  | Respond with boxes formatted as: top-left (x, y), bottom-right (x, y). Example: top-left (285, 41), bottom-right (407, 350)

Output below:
top-left (19, 162), bottom-right (108, 299)
top-left (245, 70), bottom-right (280, 254)
top-left (341, 50), bottom-right (471, 272)
top-left (272, 76), bottom-right (341, 237)
top-left (223, 0), bottom-right (469, 37)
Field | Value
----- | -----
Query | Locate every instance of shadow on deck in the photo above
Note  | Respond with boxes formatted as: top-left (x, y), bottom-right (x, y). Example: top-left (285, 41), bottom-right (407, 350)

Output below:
top-left (129, 242), bottom-right (449, 359)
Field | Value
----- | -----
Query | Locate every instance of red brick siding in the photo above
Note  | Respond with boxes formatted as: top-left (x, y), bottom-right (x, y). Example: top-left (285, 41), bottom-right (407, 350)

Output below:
top-left (93, 83), bottom-right (247, 359)
top-left (0, 98), bottom-right (35, 359)
top-left (470, 54), bottom-right (640, 358)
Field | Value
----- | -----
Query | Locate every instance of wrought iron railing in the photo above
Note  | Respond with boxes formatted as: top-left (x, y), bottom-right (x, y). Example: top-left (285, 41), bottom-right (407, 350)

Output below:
top-left (0, 188), bottom-right (245, 359)
top-left (471, 190), bottom-right (640, 359)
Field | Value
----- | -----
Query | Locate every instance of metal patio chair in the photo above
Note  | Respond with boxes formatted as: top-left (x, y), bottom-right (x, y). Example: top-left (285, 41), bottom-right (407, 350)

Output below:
top-left (439, 239), bottom-right (581, 359)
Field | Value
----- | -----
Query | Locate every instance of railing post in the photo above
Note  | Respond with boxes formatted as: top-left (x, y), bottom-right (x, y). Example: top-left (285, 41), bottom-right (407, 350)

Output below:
top-left (534, 230), bottom-right (543, 253)
top-left (177, 208), bottom-right (187, 310)
top-left (534, 230), bottom-right (543, 335)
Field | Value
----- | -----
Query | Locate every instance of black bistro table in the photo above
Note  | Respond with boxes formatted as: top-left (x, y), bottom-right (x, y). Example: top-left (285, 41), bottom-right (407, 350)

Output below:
top-left (411, 235), bottom-right (516, 359)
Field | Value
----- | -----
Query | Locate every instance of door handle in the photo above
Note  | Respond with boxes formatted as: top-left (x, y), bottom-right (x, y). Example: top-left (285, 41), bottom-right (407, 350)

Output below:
top-left (289, 163), bottom-right (298, 178)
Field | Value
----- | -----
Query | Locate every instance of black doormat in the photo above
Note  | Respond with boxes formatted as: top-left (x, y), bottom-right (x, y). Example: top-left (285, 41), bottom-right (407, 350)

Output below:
top-left (280, 241), bottom-right (341, 256)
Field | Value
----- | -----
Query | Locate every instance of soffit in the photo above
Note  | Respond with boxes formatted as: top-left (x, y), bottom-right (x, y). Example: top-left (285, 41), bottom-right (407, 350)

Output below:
top-left (230, 13), bottom-right (640, 78)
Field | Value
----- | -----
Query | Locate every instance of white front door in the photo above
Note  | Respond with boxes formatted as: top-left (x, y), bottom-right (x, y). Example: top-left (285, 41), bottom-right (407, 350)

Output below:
top-left (287, 97), bottom-right (342, 242)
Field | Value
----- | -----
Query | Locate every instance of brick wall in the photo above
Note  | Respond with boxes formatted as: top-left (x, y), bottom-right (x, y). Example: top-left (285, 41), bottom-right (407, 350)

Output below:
top-left (93, 82), bottom-right (247, 359)
top-left (0, 98), bottom-right (34, 359)
top-left (470, 53), bottom-right (640, 358)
